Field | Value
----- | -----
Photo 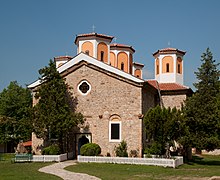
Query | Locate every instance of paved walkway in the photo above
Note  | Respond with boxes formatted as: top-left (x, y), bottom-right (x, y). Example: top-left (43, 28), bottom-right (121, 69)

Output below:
top-left (38, 160), bottom-right (101, 180)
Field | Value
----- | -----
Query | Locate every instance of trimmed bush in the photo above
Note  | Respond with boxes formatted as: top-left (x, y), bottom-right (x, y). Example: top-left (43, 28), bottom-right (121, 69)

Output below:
top-left (80, 143), bottom-right (101, 156)
top-left (115, 140), bottom-right (128, 157)
top-left (42, 144), bottom-right (60, 155)
top-left (144, 141), bottom-right (164, 155)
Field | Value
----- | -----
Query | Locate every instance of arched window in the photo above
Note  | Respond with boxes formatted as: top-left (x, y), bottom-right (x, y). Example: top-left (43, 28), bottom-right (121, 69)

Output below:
top-left (178, 64), bottom-right (181, 73)
top-left (121, 62), bottom-right (124, 71)
top-left (85, 50), bottom-right (89, 55)
top-left (100, 51), bottom-right (104, 62)
top-left (166, 63), bottom-right (169, 73)
top-left (109, 114), bottom-right (121, 142)
top-left (156, 65), bottom-right (159, 74)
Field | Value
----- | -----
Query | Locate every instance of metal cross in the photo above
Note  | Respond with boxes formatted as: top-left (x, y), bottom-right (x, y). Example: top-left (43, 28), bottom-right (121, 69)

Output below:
top-left (168, 41), bottom-right (171, 47)
top-left (92, 25), bottom-right (96, 33)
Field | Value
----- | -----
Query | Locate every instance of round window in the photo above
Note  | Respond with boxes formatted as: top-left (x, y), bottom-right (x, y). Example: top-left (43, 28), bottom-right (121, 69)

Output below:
top-left (78, 80), bottom-right (91, 95)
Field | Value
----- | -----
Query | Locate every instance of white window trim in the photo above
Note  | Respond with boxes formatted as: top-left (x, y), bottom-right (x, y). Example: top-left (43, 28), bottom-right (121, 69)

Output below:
top-left (77, 80), bottom-right (91, 96)
top-left (109, 121), bottom-right (121, 142)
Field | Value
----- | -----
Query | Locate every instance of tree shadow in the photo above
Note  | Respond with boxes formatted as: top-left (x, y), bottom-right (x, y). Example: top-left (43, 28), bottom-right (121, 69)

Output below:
top-left (186, 155), bottom-right (220, 166)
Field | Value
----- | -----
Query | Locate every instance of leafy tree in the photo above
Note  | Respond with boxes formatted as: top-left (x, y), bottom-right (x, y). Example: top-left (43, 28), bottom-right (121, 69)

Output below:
top-left (33, 60), bottom-right (84, 153)
top-left (144, 105), bottom-right (186, 156)
top-left (183, 48), bottom-right (220, 151)
top-left (0, 81), bottom-right (32, 151)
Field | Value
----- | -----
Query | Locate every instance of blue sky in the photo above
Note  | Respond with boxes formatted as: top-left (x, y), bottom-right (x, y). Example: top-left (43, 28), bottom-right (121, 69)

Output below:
top-left (0, 0), bottom-right (220, 91)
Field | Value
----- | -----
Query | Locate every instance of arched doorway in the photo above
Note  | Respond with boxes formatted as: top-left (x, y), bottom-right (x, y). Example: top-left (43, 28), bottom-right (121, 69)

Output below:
top-left (77, 135), bottom-right (89, 155)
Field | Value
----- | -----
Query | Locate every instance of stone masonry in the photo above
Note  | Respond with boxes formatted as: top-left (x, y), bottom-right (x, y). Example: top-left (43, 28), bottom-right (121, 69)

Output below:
top-left (65, 63), bottom-right (143, 157)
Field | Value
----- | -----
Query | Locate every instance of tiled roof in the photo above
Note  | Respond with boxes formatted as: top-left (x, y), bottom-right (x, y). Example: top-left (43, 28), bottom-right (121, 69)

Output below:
top-left (28, 53), bottom-right (144, 89)
top-left (153, 47), bottom-right (186, 56)
top-left (110, 43), bottom-right (135, 52)
top-left (147, 80), bottom-right (189, 91)
top-left (75, 33), bottom-right (114, 44)
top-left (23, 141), bottom-right (32, 147)
top-left (54, 56), bottom-right (73, 61)
top-left (133, 62), bottom-right (144, 67)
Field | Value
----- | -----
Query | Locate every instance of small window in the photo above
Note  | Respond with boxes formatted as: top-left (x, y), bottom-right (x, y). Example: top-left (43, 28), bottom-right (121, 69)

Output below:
top-left (166, 63), bottom-right (169, 73)
top-left (156, 65), bottom-right (159, 74)
top-left (100, 51), bottom-right (104, 62)
top-left (121, 63), bottom-right (124, 71)
top-left (85, 50), bottom-right (89, 55)
top-left (178, 64), bottom-right (181, 73)
top-left (78, 80), bottom-right (91, 95)
top-left (109, 121), bottom-right (121, 142)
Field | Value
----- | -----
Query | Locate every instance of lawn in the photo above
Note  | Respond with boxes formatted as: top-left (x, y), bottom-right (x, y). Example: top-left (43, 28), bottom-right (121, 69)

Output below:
top-left (65, 155), bottom-right (220, 180)
top-left (0, 153), bottom-right (61, 180)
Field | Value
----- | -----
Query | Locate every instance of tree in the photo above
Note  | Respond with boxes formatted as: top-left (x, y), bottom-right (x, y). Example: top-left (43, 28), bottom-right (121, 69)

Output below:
top-left (183, 48), bottom-right (220, 151)
top-left (0, 81), bottom-right (32, 151)
top-left (33, 60), bottom-right (84, 153)
top-left (144, 105), bottom-right (186, 156)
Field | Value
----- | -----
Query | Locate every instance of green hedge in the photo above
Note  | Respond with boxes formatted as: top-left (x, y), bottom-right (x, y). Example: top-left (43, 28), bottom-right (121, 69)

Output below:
top-left (42, 144), bottom-right (60, 155)
top-left (80, 143), bottom-right (101, 156)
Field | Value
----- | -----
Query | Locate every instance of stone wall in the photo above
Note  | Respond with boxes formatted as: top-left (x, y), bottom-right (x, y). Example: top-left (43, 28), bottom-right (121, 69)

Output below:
top-left (65, 64), bottom-right (143, 157)
top-left (162, 94), bottom-right (186, 109)
top-left (32, 133), bottom-right (44, 155)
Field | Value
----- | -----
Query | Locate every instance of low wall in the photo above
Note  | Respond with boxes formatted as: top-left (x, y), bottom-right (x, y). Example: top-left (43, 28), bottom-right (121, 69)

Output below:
top-left (77, 155), bottom-right (183, 168)
top-left (32, 153), bottom-right (67, 162)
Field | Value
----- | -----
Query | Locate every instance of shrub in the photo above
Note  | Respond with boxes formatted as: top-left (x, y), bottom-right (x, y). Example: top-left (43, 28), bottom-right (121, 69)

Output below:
top-left (80, 143), bottom-right (101, 156)
top-left (130, 149), bottom-right (138, 157)
top-left (42, 144), bottom-right (60, 155)
top-left (115, 140), bottom-right (128, 157)
top-left (144, 141), bottom-right (164, 155)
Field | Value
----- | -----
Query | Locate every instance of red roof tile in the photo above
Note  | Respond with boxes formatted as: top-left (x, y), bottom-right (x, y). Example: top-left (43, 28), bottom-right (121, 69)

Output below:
top-left (23, 141), bottom-right (32, 147)
top-left (75, 33), bottom-right (114, 44)
top-left (147, 80), bottom-right (189, 91)
top-left (110, 43), bottom-right (135, 52)
top-left (133, 62), bottom-right (144, 67)
top-left (54, 56), bottom-right (73, 61)
top-left (153, 48), bottom-right (186, 56)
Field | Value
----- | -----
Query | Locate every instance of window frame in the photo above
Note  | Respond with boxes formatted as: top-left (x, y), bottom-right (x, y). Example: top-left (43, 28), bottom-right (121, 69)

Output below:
top-left (77, 80), bottom-right (91, 96)
top-left (109, 121), bottom-right (121, 142)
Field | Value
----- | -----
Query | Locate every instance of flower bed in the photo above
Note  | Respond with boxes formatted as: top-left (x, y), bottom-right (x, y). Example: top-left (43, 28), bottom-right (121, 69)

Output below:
top-left (77, 155), bottom-right (183, 168)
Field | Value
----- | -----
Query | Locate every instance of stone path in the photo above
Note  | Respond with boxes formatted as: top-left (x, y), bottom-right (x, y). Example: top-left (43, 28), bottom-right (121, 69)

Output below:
top-left (38, 160), bottom-right (101, 180)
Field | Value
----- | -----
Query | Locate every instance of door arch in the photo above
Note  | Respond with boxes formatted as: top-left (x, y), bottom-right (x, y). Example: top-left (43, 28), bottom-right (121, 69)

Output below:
top-left (76, 134), bottom-right (91, 155)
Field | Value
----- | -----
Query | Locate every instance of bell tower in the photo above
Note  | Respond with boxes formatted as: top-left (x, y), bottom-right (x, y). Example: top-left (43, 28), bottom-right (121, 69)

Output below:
top-left (74, 33), bottom-right (114, 63)
top-left (153, 48), bottom-right (186, 85)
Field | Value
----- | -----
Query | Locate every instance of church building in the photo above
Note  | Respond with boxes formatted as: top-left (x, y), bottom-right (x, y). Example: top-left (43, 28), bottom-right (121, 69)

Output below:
top-left (28, 32), bottom-right (192, 157)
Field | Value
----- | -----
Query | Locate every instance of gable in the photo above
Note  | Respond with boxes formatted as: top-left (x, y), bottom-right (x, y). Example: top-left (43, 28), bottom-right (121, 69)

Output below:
top-left (28, 53), bottom-right (144, 89)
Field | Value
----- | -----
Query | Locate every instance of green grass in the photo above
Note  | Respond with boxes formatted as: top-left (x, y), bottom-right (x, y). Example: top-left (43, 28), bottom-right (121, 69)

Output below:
top-left (0, 153), bottom-right (61, 180)
top-left (65, 155), bottom-right (220, 180)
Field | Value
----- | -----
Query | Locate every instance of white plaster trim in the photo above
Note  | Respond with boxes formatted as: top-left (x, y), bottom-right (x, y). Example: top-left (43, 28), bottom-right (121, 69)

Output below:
top-left (109, 121), bottom-right (121, 142)
top-left (28, 53), bottom-right (144, 89)
top-left (77, 80), bottom-right (91, 96)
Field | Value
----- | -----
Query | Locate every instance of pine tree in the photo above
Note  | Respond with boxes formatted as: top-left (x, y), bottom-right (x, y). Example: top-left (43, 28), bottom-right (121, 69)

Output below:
top-left (184, 48), bottom-right (220, 151)
top-left (33, 60), bottom-right (84, 153)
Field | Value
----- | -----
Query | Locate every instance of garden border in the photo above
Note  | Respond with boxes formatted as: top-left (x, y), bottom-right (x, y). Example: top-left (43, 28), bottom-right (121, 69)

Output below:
top-left (77, 155), bottom-right (183, 168)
